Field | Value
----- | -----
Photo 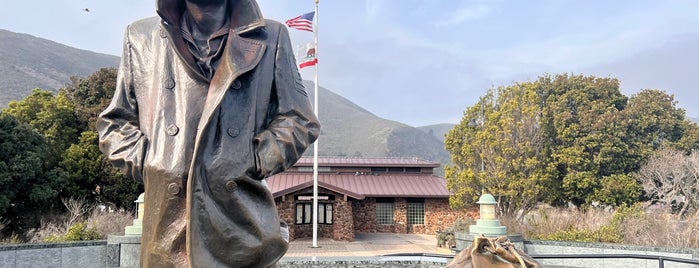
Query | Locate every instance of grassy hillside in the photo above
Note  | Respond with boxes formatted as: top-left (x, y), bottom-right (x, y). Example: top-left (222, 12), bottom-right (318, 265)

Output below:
top-left (304, 81), bottom-right (451, 164)
top-left (0, 29), bottom-right (450, 165)
top-left (418, 123), bottom-right (456, 144)
top-left (0, 29), bottom-right (119, 107)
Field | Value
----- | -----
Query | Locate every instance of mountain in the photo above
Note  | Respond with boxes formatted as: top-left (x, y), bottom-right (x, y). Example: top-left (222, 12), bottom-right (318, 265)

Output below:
top-left (418, 123), bottom-right (456, 144)
top-left (0, 29), bottom-right (450, 165)
top-left (0, 29), bottom-right (119, 108)
top-left (304, 81), bottom-right (451, 164)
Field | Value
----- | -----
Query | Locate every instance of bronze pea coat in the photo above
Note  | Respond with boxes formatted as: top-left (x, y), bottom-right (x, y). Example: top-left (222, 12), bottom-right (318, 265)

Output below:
top-left (97, 1), bottom-right (320, 267)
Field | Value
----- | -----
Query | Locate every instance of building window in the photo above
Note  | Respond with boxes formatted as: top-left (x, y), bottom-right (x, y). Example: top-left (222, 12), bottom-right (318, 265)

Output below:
top-left (371, 167), bottom-right (387, 173)
top-left (388, 167), bottom-right (404, 172)
top-left (404, 167), bottom-right (421, 173)
top-left (407, 198), bottom-right (425, 225)
top-left (297, 166), bottom-right (331, 172)
top-left (295, 203), bottom-right (333, 224)
top-left (376, 199), bottom-right (395, 225)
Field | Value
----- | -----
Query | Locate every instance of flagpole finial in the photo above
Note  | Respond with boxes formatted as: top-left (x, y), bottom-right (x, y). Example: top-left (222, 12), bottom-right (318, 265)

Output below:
top-left (315, 0), bottom-right (319, 4)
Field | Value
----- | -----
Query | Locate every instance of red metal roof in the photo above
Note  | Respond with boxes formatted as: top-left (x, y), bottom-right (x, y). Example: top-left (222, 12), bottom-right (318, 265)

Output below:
top-left (267, 173), bottom-right (451, 199)
top-left (293, 157), bottom-right (440, 168)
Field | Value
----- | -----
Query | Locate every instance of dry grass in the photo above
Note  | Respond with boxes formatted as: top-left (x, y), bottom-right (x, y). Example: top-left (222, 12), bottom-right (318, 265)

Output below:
top-left (87, 208), bottom-right (133, 237)
top-left (24, 199), bottom-right (134, 243)
top-left (501, 206), bottom-right (699, 248)
top-left (502, 207), bottom-right (599, 238)
top-left (620, 212), bottom-right (699, 248)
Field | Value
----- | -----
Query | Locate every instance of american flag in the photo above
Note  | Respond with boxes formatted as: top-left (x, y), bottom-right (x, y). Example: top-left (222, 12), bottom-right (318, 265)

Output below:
top-left (285, 11), bottom-right (315, 32)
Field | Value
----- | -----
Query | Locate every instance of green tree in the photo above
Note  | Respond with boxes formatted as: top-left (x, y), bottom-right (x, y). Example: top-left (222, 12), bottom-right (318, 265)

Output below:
top-left (61, 68), bottom-right (117, 131)
top-left (0, 114), bottom-right (56, 232)
top-left (59, 131), bottom-right (143, 210)
top-left (446, 82), bottom-right (554, 219)
top-left (2, 89), bottom-right (80, 168)
top-left (58, 131), bottom-right (103, 201)
top-left (538, 74), bottom-right (633, 206)
top-left (623, 89), bottom-right (698, 162)
top-left (447, 74), bottom-right (697, 213)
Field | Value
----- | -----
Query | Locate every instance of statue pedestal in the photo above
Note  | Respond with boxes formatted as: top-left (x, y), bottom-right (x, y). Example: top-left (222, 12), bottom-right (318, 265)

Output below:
top-left (106, 235), bottom-right (141, 268)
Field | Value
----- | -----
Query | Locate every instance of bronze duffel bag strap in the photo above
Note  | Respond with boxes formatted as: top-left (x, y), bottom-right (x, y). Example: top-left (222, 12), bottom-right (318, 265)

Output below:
top-left (447, 236), bottom-right (542, 268)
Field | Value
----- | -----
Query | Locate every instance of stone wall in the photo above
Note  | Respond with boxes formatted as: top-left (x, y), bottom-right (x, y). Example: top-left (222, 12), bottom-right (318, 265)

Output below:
top-left (352, 197), bottom-right (380, 233)
top-left (276, 195), bottom-right (297, 240)
top-left (423, 199), bottom-right (478, 234)
top-left (0, 241), bottom-right (107, 268)
top-left (333, 198), bottom-right (354, 241)
top-left (278, 258), bottom-right (448, 268)
top-left (525, 240), bottom-right (699, 268)
top-left (351, 198), bottom-right (476, 235)
top-left (394, 198), bottom-right (408, 234)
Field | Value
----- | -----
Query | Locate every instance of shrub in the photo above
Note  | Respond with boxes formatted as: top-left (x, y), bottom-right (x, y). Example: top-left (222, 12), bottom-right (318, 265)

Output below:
top-left (24, 204), bottom-right (134, 243)
top-left (43, 222), bottom-right (101, 242)
top-left (436, 218), bottom-right (474, 248)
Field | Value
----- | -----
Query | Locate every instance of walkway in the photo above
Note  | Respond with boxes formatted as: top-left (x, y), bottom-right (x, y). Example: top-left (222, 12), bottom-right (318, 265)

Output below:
top-left (284, 233), bottom-right (454, 258)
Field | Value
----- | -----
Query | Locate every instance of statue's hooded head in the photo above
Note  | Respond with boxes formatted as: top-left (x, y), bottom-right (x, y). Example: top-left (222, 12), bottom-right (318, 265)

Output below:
top-left (156, 0), bottom-right (264, 34)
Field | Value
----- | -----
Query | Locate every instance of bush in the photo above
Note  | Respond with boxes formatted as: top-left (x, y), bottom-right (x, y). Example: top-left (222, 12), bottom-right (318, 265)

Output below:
top-left (503, 203), bottom-right (699, 248)
top-left (23, 204), bottom-right (134, 243)
top-left (436, 218), bottom-right (474, 248)
top-left (43, 222), bottom-right (101, 242)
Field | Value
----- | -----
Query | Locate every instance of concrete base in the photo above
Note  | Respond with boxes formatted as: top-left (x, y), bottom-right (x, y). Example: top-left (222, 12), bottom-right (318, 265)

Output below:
top-left (468, 219), bottom-right (507, 236)
top-left (106, 235), bottom-right (141, 268)
top-left (124, 219), bottom-right (142, 236)
top-left (454, 232), bottom-right (524, 252)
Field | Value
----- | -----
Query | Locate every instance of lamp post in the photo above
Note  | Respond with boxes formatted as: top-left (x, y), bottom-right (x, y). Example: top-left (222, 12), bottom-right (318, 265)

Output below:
top-left (468, 102), bottom-right (485, 193)
top-left (467, 101), bottom-right (505, 235)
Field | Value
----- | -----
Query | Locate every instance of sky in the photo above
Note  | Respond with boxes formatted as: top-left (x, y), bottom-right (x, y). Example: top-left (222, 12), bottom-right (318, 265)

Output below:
top-left (1, 0), bottom-right (698, 127)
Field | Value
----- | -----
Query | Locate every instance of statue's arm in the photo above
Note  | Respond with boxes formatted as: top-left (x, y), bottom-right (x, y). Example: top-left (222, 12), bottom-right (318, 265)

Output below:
top-left (97, 25), bottom-right (148, 182)
top-left (252, 24), bottom-right (320, 179)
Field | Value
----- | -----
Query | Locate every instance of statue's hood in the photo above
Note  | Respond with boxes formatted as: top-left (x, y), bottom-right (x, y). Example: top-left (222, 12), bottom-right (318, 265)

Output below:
top-left (156, 0), bottom-right (265, 34)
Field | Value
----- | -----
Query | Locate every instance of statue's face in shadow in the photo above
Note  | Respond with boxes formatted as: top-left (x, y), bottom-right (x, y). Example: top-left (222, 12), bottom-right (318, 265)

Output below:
top-left (186, 0), bottom-right (228, 5)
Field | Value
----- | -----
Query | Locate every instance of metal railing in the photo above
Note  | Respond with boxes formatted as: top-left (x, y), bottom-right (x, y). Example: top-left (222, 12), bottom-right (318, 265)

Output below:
top-left (529, 254), bottom-right (699, 268)
top-left (382, 253), bottom-right (699, 268)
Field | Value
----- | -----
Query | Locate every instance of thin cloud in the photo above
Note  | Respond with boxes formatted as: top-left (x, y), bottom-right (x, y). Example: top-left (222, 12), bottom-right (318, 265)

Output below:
top-left (434, 4), bottom-right (493, 27)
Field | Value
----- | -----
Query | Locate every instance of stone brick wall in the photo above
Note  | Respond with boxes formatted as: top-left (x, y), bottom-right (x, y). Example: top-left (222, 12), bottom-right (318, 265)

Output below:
top-left (349, 197), bottom-right (476, 235)
top-left (275, 195), bottom-right (297, 240)
top-left (423, 199), bottom-right (478, 234)
top-left (394, 198), bottom-right (407, 234)
top-left (352, 198), bottom-right (378, 233)
top-left (352, 198), bottom-right (398, 233)
top-left (333, 198), bottom-right (354, 241)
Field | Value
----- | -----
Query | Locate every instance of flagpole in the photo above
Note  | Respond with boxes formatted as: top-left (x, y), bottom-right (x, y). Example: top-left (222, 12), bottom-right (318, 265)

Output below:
top-left (311, 0), bottom-right (320, 249)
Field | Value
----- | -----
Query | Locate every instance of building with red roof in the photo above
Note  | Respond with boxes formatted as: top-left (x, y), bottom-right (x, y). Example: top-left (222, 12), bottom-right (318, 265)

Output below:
top-left (269, 157), bottom-right (474, 241)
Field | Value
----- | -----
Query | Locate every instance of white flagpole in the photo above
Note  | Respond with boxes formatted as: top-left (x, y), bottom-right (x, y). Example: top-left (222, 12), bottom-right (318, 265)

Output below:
top-left (311, 0), bottom-right (320, 249)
